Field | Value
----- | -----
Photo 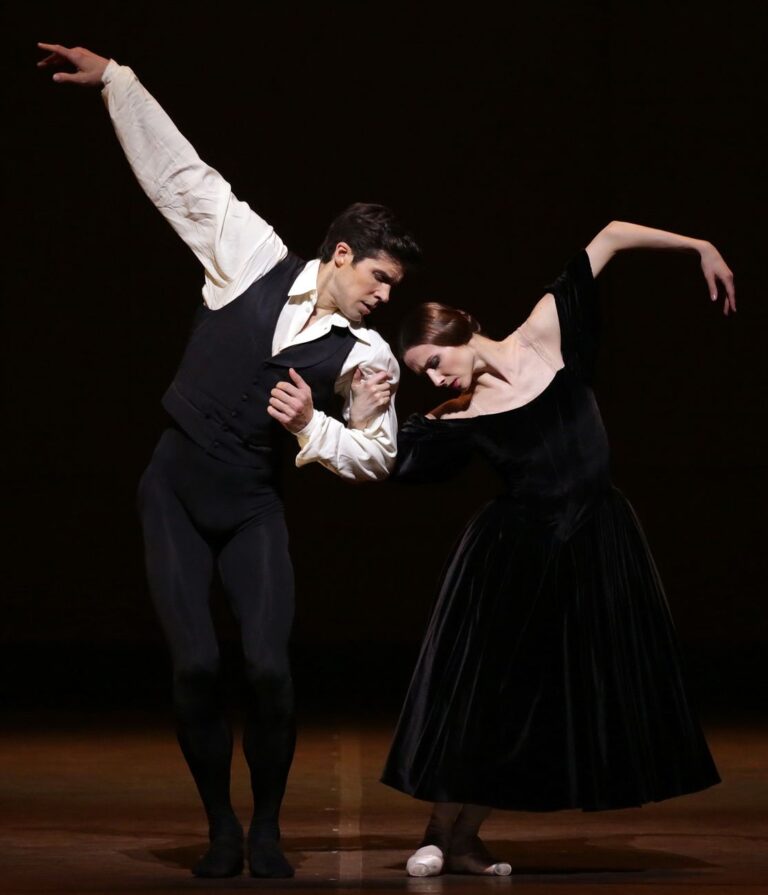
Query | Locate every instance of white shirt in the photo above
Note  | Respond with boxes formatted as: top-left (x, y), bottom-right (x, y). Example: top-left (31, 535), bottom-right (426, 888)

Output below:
top-left (101, 60), bottom-right (397, 482)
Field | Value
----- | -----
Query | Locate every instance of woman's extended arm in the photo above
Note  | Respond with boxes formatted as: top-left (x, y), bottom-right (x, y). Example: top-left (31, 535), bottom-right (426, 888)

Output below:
top-left (586, 221), bottom-right (736, 315)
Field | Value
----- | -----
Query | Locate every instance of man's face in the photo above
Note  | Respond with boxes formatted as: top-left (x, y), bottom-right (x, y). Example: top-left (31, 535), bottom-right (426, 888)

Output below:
top-left (332, 245), bottom-right (404, 323)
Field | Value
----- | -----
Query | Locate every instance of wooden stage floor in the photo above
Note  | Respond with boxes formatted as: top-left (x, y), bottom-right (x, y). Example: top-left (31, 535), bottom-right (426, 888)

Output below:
top-left (1, 714), bottom-right (766, 893)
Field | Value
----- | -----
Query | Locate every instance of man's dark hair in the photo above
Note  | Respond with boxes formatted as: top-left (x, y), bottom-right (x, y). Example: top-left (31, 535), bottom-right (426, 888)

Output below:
top-left (318, 202), bottom-right (421, 269)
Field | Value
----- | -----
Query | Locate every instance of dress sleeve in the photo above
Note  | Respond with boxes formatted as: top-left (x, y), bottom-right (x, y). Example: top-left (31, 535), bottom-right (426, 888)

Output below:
top-left (392, 414), bottom-right (474, 484)
top-left (545, 249), bottom-right (600, 382)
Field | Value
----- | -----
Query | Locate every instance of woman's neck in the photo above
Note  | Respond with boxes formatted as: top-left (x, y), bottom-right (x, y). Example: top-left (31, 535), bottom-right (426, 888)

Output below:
top-left (469, 333), bottom-right (508, 380)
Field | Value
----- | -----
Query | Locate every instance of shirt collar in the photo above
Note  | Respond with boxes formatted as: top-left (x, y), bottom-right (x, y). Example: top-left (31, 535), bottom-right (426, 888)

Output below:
top-left (287, 258), bottom-right (373, 346)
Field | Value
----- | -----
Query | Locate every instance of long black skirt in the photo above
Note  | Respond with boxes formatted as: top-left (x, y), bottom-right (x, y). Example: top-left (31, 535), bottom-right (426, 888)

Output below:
top-left (381, 488), bottom-right (720, 811)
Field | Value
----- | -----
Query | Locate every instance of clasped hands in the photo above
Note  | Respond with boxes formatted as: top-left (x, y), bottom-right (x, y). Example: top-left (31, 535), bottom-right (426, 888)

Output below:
top-left (267, 367), bottom-right (391, 434)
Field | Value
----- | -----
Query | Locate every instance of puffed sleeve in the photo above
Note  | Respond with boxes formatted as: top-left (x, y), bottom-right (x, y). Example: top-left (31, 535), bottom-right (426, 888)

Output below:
top-left (392, 414), bottom-right (475, 484)
top-left (545, 250), bottom-right (600, 382)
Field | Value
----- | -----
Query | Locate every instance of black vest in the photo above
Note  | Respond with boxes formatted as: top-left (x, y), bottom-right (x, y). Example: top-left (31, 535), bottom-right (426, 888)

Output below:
top-left (162, 252), bottom-right (356, 467)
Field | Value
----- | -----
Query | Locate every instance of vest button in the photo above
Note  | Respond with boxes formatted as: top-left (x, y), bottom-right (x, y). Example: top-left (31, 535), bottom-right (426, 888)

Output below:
top-left (231, 410), bottom-right (238, 417)
top-left (221, 424), bottom-right (230, 432)
top-left (241, 394), bottom-right (249, 401)
top-left (212, 440), bottom-right (220, 448)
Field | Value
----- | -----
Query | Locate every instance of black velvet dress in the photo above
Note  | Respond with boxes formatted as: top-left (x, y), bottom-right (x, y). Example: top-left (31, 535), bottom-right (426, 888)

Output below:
top-left (381, 251), bottom-right (720, 811)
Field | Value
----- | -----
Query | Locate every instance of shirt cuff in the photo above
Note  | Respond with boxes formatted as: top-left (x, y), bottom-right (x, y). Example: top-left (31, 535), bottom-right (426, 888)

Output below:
top-left (101, 58), bottom-right (120, 87)
top-left (295, 409), bottom-right (322, 447)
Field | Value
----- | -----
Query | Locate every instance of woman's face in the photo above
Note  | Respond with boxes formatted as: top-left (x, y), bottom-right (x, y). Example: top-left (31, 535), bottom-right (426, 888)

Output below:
top-left (403, 343), bottom-right (476, 392)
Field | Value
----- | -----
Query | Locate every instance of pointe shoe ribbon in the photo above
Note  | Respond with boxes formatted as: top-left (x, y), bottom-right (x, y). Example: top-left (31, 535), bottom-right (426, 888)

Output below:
top-left (406, 844), bottom-right (445, 877)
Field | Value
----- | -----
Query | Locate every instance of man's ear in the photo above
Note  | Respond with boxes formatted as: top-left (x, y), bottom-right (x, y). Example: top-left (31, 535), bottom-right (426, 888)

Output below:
top-left (333, 242), bottom-right (354, 268)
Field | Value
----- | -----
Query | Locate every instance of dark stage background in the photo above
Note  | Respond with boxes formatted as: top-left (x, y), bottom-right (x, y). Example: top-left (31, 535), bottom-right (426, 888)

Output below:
top-left (3, 3), bottom-right (766, 715)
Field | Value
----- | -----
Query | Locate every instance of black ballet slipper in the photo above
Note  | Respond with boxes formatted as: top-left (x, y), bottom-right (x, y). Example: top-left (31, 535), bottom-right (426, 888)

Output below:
top-left (248, 836), bottom-right (294, 878)
top-left (191, 832), bottom-right (244, 878)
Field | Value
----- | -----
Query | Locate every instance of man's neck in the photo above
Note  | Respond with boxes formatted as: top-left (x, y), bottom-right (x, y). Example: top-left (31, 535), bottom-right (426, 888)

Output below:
top-left (313, 260), bottom-right (338, 316)
top-left (297, 260), bottom-right (336, 333)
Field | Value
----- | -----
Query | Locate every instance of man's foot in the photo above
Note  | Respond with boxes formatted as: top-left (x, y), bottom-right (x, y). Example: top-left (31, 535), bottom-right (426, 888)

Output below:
top-left (406, 844), bottom-right (445, 877)
top-left (446, 836), bottom-right (511, 876)
top-left (248, 836), bottom-right (294, 878)
top-left (191, 831), bottom-right (244, 878)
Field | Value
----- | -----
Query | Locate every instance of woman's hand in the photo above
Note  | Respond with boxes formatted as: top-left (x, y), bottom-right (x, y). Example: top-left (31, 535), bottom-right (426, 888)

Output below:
top-left (587, 222), bottom-right (736, 315)
top-left (699, 242), bottom-right (736, 315)
top-left (349, 367), bottom-right (391, 430)
top-left (37, 42), bottom-right (110, 86)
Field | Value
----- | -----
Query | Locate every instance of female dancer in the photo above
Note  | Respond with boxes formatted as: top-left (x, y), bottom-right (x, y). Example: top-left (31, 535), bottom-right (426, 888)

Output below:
top-left (357, 221), bottom-right (734, 877)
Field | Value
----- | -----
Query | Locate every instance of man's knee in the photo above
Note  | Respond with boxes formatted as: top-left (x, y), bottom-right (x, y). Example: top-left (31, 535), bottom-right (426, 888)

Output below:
top-left (172, 658), bottom-right (222, 717)
top-left (243, 655), bottom-right (293, 716)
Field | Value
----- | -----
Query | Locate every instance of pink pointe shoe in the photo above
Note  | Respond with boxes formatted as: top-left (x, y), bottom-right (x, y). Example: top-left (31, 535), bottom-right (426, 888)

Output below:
top-left (406, 845), bottom-right (445, 877)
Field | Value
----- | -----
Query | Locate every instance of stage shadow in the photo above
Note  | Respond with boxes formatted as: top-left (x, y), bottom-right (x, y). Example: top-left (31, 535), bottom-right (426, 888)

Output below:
top-left (357, 833), bottom-right (716, 875)
top-left (123, 832), bottom-right (718, 884)
top-left (125, 841), bottom-right (311, 873)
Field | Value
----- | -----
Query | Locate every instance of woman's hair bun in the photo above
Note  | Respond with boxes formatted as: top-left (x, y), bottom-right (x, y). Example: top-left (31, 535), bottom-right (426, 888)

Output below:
top-left (398, 302), bottom-right (483, 355)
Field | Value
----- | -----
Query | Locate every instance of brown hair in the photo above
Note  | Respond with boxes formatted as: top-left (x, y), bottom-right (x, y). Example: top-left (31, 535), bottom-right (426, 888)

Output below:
top-left (398, 302), bottom-right (482, 356)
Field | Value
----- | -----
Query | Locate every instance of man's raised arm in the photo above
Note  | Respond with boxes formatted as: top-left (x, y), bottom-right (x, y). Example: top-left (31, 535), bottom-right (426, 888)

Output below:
top-left (37, 43), bottom-right (286, 308)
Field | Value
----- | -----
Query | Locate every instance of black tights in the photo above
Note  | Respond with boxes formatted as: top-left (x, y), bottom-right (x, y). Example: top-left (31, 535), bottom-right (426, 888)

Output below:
top-left (138, 428), bottom-right (295, 840)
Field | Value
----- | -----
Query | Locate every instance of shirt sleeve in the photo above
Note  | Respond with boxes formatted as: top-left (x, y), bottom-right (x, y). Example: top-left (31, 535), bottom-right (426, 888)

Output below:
top-left (100, 61), bottom-right (287, 309)
top-left (293, 336), bottom-right (399, 482)
top-left (544, 249), bottom-right (600, 382)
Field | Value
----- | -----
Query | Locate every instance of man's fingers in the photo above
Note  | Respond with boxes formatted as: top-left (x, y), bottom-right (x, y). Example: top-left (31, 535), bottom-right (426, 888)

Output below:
top-left (37, 42), bottom-right (66, 53)
top-left (37, 42), bottom-right (75, 62)
top-left (52, 71), bottom-right (88, 84)
top-left (269, 395), bottom-right (297, 415)
top-left (37, 52), bottom-right (64, 68)
top-left (288, 367), bottom-right (308, 387)
top-left (352, 366), bottom-right (363, 384)
top-left (273, 381), bottom-right (302, 398)
top-left (266, 404), bottom-right (291, 425)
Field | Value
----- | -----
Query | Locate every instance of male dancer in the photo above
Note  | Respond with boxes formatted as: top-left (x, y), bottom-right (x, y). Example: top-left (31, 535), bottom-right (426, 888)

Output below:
top-left (37, 43), bottom-right (420, 879)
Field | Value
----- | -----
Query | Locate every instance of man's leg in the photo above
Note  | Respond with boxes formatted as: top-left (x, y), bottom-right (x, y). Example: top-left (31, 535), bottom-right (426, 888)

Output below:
top-left (138, 463), bottom-right (243, 878)
top-left (217, 511), bottom-right (296, 878)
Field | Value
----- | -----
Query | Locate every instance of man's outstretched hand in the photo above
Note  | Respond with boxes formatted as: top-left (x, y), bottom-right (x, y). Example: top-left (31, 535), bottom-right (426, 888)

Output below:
top-left (37, 43), bottom-right (109, 86)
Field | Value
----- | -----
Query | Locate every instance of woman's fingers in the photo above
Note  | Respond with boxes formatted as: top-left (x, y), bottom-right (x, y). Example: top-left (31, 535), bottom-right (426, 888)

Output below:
top-left (723, 271), bottom-right (736, 315)
top-left (702, 251), bottom-right (736, 315)
top-left (705, 270), bottom-right (718, 302)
